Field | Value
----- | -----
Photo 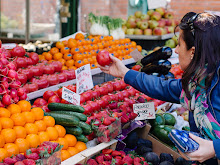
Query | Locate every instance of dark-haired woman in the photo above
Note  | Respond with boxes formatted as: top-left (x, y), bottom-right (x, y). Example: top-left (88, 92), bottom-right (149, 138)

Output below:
top-left (99, 12), bottom-right (220, 164)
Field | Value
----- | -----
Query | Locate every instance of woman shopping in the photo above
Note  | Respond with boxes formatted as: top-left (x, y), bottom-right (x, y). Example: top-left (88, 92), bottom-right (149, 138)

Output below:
top-left (99, 12), bottom-right (220, 164)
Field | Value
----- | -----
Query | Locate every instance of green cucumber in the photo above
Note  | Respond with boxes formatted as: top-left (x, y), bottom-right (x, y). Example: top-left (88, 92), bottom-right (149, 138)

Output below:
top-left (48, 103), bottom-right (85, 113)
top-left (65, 126), bottom-right (83, 136)
top-left (149, 114), bottom-right (165, 127)
top-left (163, 113), bottom-right (176, 126)
top-left (44, 112), bottom-right (79, 127)
top-left (49, 111), bottom-right (87, 122)
top-left (76, 134), bottom-right (88, 143)
top-left (78, 121), bottom-right (92, 135)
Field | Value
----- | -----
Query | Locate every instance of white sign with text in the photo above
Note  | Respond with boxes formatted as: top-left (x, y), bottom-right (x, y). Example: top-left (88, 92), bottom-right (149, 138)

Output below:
top-left (133, 102), bottom-right (156, 120)
top-left (147, 0), bottom-right (167, 10)
top-left (76, 64), bottom-right (94, 94)
top-left (62, 87), bottom-right (80, 105)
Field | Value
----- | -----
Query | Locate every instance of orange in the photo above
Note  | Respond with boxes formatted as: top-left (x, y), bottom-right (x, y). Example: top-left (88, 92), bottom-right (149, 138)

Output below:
top-left (54, 125), bottom-right (66, 137)
top-left (68, 66), bottom-right (77, 70)
top-left (26, 134), bottom-right (40, 148)
top-left (35, 120), bottom-right (46, 132)
top-left (43, 116), bottom-right (55, 127)
top-left (78, 46), bottom-right (85, 53)
top-left (66, 59), bottom-right (74, 67)
top-left (90, 63), bottom-right (97, 69)
top-left (46, 127), bottom-right (58, 141)
top-left (61, 47), bottom-right (70, 54)
top-left (75, 60), bottom-right (84, 68)
top-left (67, 147), bottom-right (79, 156)
top-left (87, 57), bottom-right (94, 64)
top-left (64, 134), bottom-right (77, 147)
top-left (58, 58), bottom-right (66, 65)
top-left (7, 104), bottom-right (21, 114)
top-left (0, 107), bottom-right (11, 117)
top-left (10, 113), bottom-right (26, 126)
top-left (137, 45), bottom-right (142, 52)
top-left (50, 47), bottom-right (59, 55)
top-left (53, 52), bottom-right (63, 60)
top-left (83, 59), bottom-right (89, 65)
top-left (38, 132), bottom-right (50, 143)
top-left (64, 53), bottom-right (72, 60)
top-left (62, 66), bottom-right (68, 70)
top-left (75, 33), bottom-right (85, 40)
top-left (131, 41), bottom-right (137, 47)
top-left (17, 100), bottom-right (31, 112)
top-left (71, 47), bottom-right (80, 54)
top-left (4, 143), bottom-right (19, 157)
top-left (0, 117), bottom-right (14, 129)
top-left (74, 141), bottom-right (87, 152)
top-left (15, 138), bottom-right (30, 153)
top-left (0, 122), bottom-right (1, 131)
top-left (31, 108), bottom-right (44, 120)
top-left (73, 53), bottom-right (83, 61)
top-left (0, 148), bottom-right (8, 162)
top-left (67, 39), bottom-right (77, 49)
top-left (62, 40), bottom-right (68, 46)
top-left (61, 150), bottom-right (71, 161)
top-left (25, 123), bottom-right (38, 134)
top-left (22, 112), bottom-right (35, 123)
top-left (0, 135), bottom-right (5, 148)
top-left (13, 126), bottom-right (27, 139)
top-left (56, 41), bottom-right (65, 49)
top-left (39, 55), bottom-right (46, 61)
top-left (76, 40), bottom-right (83, 46)
top-left (44, 52), bottom-right (53, 61)
top-left (57, 138), bottom-right (68, 150)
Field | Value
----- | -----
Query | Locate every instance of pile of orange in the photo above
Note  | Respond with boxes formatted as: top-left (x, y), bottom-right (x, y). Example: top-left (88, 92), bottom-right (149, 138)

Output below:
top-left (0, 100), bottom-right (87, 162)
top-left (39, 33), bottom-right (142, 70)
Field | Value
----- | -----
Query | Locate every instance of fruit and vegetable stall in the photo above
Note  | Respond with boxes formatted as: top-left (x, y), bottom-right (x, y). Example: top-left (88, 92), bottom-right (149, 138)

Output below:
top-left (0, 7), bottom-right (193, 165)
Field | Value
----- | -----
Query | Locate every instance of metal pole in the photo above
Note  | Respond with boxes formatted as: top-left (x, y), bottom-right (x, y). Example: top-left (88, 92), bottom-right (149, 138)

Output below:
top-left (25, 0), bottom-right (30, 44)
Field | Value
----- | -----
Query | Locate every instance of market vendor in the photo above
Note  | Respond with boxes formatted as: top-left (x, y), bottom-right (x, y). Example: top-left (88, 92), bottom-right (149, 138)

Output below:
top-left (99, 12), bottom-right (220, 164)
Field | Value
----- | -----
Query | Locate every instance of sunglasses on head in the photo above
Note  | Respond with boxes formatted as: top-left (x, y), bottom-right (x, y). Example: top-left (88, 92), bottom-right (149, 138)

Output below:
top-left (186, 13), bottom-right (200, 37)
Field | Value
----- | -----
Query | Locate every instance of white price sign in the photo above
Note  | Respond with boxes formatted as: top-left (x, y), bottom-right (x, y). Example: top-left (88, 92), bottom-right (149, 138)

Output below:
top-left (76, 64), bottom-right (94, 94)
top-left (62, 87), bottom-right (80, 105)
top-left (133, 102), bottom-right (155, 120)
top-left (147, 0), bottom-right (167, 10)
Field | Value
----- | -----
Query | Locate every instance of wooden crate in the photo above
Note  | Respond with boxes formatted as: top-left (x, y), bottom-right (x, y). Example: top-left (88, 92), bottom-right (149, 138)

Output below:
top-left (61, 153), bottom-right (86, 165)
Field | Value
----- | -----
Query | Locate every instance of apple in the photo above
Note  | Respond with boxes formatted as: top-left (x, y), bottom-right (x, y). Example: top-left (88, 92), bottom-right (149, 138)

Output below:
top-left (165, 19), bottom-right (176, 26)
top-left (165, 39), bottom-right (176, 48)
top-left (126, 28), bottom-right (135, 35)
top-left (153, 27), bottom-right (163, 35)
top-left (148, 20), bottom-right (159, 29)
top-left (122, 19), bottom-right (126, 26)
top-left (172, 35), bottom-right (179, 45)
top-left (150, 11), bottom-right (162, 21)
top-left (164, 11), bottom-right (174, 19)
top-left (135, 11), bottom-right (142, 18)
top-left (147, 9), bottom-right (154, 16)
top-left (139, 21), bottom-right (148, 30)
top-left (140, 14), bottom-right (150, 21)
top-left (155, 7), bottom-right (165, 16)
top-left (126, 20), bottom-right (136, 28)
top-left (164, 26), bottom-right (175, 33)
top-left (128, 15), bottom-right (136, 20)
top-left (144, 29), bottom-right (153, 35)
top-left (122, 25), bottom-right (127, 33)
top-left (134, 29), bottom-right (143, 35)
top-left (161, 28), bottom-right (167, 35)
top-left (136, 21), bottom-right (142, 28)
top-left (158, 19), bottom-right (166, 27)
top-left (135, 18), bottom-right (141, 23)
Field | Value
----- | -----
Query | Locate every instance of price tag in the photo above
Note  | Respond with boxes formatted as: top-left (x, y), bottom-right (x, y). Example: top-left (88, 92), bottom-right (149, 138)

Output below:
top-left (76, 64), bottom-right (94, 94)
top-left (130, 49), bottom-right (143, 62)
top-left (133, 102), bottom-right (155, 120)
top-left (147, 0), bottom-right (167, 10)
top-left (62, 87), bottom-right (80, 105)
top-left (2, 43), bottom-right (16, 49)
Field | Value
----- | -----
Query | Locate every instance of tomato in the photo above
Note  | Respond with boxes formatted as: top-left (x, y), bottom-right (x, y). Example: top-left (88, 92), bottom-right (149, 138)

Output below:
top-left (87, 101), bottom-right (99, 112)
top-left (18, 73), bottom-right (27, 84)
top-left (11, 46), bottom-right (26, 57)
top-left (33, 98), bottom-right (47, 107)
top-left (25, 57), bottom-right (34, 66)
top-left (115, 92), bottom-right (124, 101)
top-left (103, 82), bottom-right (114, 93)
top-left (17, 87), bottom-right (27, 96)
top-left (66, 84), bottom-right (76, 92)
top-left (94, 85), bottom-right (100, 90)
top-left (61, 70), bottom-right (76, 80)
top-left (97, 99), bottom-right (108, 109)
top-left (20, 68), bottom-right (33, 80)
top-left (56, 88), bottom-right (63, 98)
top-left (112, 94), bottom-right (119, 102)
top-left (43, 64), bottom-right (55, 74)
top-left (51, 61), bottom-right (62, 72)
top-left (126, 87), bottom-right (136, 96)
top-left (31, 66), bottom-right (43, 76)
top-left (80, 95), bottom-right (86, 104)
top-left (20, 93), bottom-right (27, 100)
top-left (61, 99), bottom-right (69, 104)
top-left (29, 52), bottom-right (39, 65)
top-left (124, 98), bottom-right (135, 108)
top-left (121, 90), bottom-right (130, 98)
top-left (108, 94), bottom-right (115, 102)
top-left (96, 50), bottom-right (112, 66)
top-left (41, 105), bottom-right (50, 112)
top-left (57, 73), bottom-right (67, 83)
top-left (91, 90), bottom-right (100, 99)
top-left (120, 80), bottom-right (127, 90)
top-left (47, 75), bottom-right (59, 86)
top-left (43, 90), bottom-right (56, 101)
top-left (36, 78), bottom-right (49, 89)
top-left (102, 95), bottom-right (111, 103)
top-left (48, 95), bottom-right (61, 103)
top-left (99, 86), bottom-right (108, 96)
top-left (132, 65), bottom-right (141, 71)
top-left (81, 91), bottom-right (92, 101)
top-left (23, 84), bottom-right (30, 93)
top-left (28, 83), bottom-right (39, 93)
top-left (112, 81), bottom-right (121, 91)
top-left (82, 104), bottom-right (93, 115)
top-left (16, 57), bottom-right (27, 68)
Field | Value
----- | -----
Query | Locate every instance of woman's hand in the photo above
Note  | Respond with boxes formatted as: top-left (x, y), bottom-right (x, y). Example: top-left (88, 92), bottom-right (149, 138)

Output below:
top-left (98, 54), bottom-right (130, 79)
top-left (178, 133), bottom-right (216, 163)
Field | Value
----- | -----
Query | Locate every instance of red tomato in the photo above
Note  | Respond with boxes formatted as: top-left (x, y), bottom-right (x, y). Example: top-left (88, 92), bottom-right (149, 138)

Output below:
top-left (28, 83), bottom-right (39, 93)
top-left (87, 101), bottom-right (99, 112)
top-left (31, 66), bottom-right (43, 77)
top-left (120, 80), bottom-right (127, 90)
top-left (81, 91), bottom-right (92, 101)
top-left (17, 73), bottom-right (27, 85)
top-left (96, 50), bottom-right (112, 66)
top-left (35, 78), bottom-right (49, 89)
top-left (20, 68), bottom-right (33, 80)
top-left (115, 91), bottom-right (124, 101)
top-left (43, 90), bottom-right (56, 101)
top-left (99, 86), bottom-right (108, 96)
top-left (91, 90), bottom-right (100, 99)
top-left (43, 64), bottom-right (55, 74)
top-left (57, 73), bottom-right (67, 83)
top-left (126, 87), bottom-right (136, 96)
top-left (11, 46), bottom-right (26, 57)
top-left (132, 65), bottom-right (141, 71)
top-left (56, 88), bottom-right (63, 98)
top-left (103, 82), bottom-right (113, 93)
top-left (61, 70), bottom-right (76, 80)
top-left (97, 99), bottom-right (108, 108)
top-left (102, 95), bottom-right (111, 103)
top-left (112, 81), bottom-right (121, 91)
top-left (80, 95), bottom-right (86, 104)
top-left (25, 57), bottom-right (34, 66)
top-left (17, 87), bottom-right (27, 96)
top-left (48, 95), bottom-right (61, 103)
top-left (16, 57), bottom-right (27, 68)
top-left (47, 75), bottom-right (59, 86)
top-left (29, 52), bottom-right (39, 65)
top-left (82, 104), bottom-right (93, 115)
top-left (23, 84), bottom-right (29, 93)
top-left (51, 61), bottom-right (62, 72)
top-left (66, 84), bottom-right (76, 92)
top-left (121, 90), bottom-right (130, 98)
top-left (33, 98), bottom-right (47, 107)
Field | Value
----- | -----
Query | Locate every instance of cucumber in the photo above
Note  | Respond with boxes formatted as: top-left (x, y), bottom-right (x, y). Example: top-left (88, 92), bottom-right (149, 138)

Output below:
top-left (76, 134), bottom-right (88, 143)
top-left (78, 121), bottom-right (92, 135)
top-left (44, 112), bottom-right (79, 127)
top-left (48, 103), bottom-right (85, 113)
top-left (65, 126), bottom-right (83, 136)
top-left (49, 111), bottom-right (87, 122)
top-left (163, 113), bottom-right (176, 126)
top-left (149, 114), bottom-right (165, 127)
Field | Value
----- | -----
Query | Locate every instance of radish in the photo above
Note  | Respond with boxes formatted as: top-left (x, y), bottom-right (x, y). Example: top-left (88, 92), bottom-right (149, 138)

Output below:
top-left (2, 94), bottom-right (12, 105)
top-left (20, 93), bottom-right (27, 100)
top-left (0, 57), bottom-right (9, 65)
top-left (1, 67), bottom-right (8, 76)
top-left (2, 81), bottom-right (9, 89)
top-left (0, 101), bottom-right (4, 107)
top-left (13, 96), bottom-right (20, 103)
top-left (1, 77), bottom-right (8, 82)
top-left (0, 62), bottom-right (3, 69)
top-left (9, 80), bottom-right (21, 89)
top-left (17, 87), bottom-right (26, 96)
top-left (10, 88), bottom-right (18, 98)
top-left (7, 62), bottom-right (17, 70)
top-left (7, 70), bottom-right (18, 80)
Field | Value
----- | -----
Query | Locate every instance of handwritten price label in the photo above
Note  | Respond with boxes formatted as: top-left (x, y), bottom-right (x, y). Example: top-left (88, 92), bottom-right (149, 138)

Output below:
top-left (133, 102), bottom-right (155, 120)
top-left (62, 87), bottom-right (80, 105)
top-left (76, 64), bottom-right (94, 94)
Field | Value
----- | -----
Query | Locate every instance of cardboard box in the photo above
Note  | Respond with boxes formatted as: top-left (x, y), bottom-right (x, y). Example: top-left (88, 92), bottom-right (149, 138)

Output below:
top-left (137, 124), bottom-right (181, 161)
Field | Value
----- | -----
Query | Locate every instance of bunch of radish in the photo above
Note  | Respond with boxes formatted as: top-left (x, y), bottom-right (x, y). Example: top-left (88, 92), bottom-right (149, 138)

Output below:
top-left (0, 42), bottom-right (28, 107)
